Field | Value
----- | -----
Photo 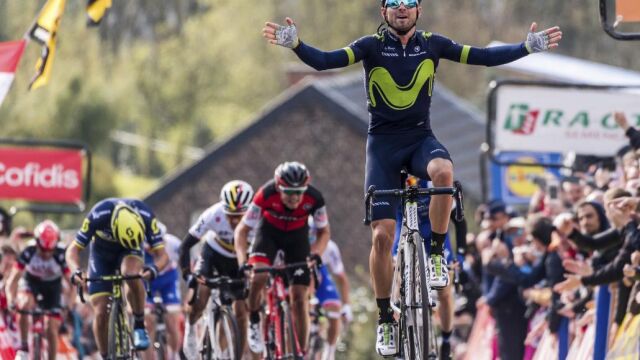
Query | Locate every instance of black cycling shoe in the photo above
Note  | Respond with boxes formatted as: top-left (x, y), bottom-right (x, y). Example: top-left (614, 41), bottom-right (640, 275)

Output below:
top-left (440, 341), bottom-right (452, 360)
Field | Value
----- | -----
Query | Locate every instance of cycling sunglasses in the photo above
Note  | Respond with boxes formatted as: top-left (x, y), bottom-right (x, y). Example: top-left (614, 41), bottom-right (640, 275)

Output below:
top-left (384, 0), bottom-right (419, 9)
top-left (278, 186), bottom-right (307, 196)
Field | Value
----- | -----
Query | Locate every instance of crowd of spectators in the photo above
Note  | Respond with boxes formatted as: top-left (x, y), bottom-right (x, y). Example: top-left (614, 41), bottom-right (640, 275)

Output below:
top-left (454, 112), bottom-right (640, 359)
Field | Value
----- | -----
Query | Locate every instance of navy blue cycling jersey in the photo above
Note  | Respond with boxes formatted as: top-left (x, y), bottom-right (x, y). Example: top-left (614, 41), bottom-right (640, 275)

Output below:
top-left (74, 198), bottom-right (164, 251)
top-left (293, 29), bottom-right (529, 134)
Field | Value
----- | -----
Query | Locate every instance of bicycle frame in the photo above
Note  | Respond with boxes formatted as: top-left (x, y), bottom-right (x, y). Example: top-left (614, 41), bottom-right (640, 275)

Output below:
top-left (77, 271), bottom-right (144, 360)
top-left (266, 270), bottom-right (297, 359)
top-left (17, 305), bottom-right (59, 360)
top-left (254, 262), bottom-right (314, 360)
top-left (365, 181), bottom-right (464, 360)
top-left (188, 276), bottom-right (244, 360)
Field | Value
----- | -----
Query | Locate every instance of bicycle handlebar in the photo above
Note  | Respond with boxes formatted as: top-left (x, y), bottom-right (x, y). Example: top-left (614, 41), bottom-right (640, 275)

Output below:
top-left (187, 275), bottom-right (248, 305)
top-left (363, 180), bottom-right (465, 225)
top-left (15, 308), bottom-right (60, 316)
top-left (76, 274), bottom-right (144, 304)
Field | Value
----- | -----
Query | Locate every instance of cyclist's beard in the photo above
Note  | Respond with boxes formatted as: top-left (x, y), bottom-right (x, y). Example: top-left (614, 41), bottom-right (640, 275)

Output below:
top-left (384, 14), bottom-right (417, 36)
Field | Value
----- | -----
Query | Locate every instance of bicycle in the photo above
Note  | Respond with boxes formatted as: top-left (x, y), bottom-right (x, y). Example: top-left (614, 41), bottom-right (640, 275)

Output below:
top-left (150, 294), bottom-right (168, 360)
top-left (14, 295), bottom-right (60, 360)
top-left (77, 271), bottom-right (144, 360)
top-left (252, 260), bottom-right (320, 360)
top-left (306, 297), bottom-right (325, 360)
top-left (188, 276), bottom-right (245, 360)
top-left (364, 180), bottom-right (464, 360)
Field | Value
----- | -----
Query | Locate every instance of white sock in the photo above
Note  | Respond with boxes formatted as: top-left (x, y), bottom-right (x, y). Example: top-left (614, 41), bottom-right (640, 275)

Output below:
top-left (322, 343), bottom-right (337, 360)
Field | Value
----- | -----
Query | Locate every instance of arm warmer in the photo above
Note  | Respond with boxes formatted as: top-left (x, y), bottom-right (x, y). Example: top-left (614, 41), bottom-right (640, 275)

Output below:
top-left (178, 233), bottom-right (200, 273)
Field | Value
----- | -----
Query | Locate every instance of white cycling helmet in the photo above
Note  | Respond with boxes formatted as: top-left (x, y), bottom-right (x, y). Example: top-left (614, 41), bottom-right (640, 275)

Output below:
top-left (220, 180), bottom-right (254, 215)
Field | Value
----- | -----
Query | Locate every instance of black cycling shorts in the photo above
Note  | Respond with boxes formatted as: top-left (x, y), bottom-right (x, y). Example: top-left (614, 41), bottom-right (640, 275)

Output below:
top-left (248, 221), bottom-right (311, 286)
top-left (20, 273), bottom-right (62, 312)
top-left (365, 130), bottom-right (452, 221)
top-left (194, 244), bottom-right (246, 303)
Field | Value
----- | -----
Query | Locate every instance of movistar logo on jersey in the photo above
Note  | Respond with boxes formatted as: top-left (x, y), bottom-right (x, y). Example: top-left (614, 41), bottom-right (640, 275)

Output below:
top-left (368, 59), bottom-right (435, 110)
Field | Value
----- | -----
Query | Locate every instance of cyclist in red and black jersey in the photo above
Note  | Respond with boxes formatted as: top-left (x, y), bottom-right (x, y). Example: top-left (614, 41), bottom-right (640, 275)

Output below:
top-left (235, 161), bottom-right (330, 356)
top-left (6, 220), bottom-right (72, 360)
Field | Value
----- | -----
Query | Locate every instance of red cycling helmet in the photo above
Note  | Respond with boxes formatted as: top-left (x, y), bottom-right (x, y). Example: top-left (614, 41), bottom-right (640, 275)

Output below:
top-left (34, 220), bottom-right (60, 251)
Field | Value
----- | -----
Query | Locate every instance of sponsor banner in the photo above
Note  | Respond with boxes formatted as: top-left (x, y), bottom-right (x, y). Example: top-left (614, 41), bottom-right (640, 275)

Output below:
top-left (491, 152), bottom-right (562, 204)
top-left (0, 40), bottom-right (26, 106)
top-left (495, 84), bottom-right (640, 156)
top-left (0, 147), bottom-right (83, 203)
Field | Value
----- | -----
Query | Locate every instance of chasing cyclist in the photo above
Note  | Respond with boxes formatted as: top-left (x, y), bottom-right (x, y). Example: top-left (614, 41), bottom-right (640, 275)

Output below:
top-left (263, 0), bottom-right (561, 355)
top-left (235, 161), bottom-right (330, 356)
top-left (179, 180), bottom-right (255, 359)
top-left (66, 198), bottom-right (169, 358)
top-left (308, 216), bottom-right (353, 360)
top-left (7, 220), bottom-right (71, 360)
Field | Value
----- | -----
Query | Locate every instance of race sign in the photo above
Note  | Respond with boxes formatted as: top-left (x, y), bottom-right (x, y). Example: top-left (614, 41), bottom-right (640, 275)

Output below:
top-left (0, 147), bottom-right (84, 203)
top-left (493, 83), bottom-right (640, 156)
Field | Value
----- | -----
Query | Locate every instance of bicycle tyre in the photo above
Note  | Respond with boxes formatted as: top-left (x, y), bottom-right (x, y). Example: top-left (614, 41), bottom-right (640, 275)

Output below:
top-left (403, 235), bottom-right (419, 359)
top-left (280, 302), bottom-right (302, 360)
top-left (154, 331), bottom-right (166, 360)
top-left (415, 232), bottom-right (437, 360)
top-left (307, 329), bottom-right (324, 360)
top-left (32, 332), bottom-right (41, 360)
top-left (107, 300), bottom-right (121, 358)
top-left (200, 326), bottom-right (213, 360)
top-left (212, 307), bottom-right (240, 360)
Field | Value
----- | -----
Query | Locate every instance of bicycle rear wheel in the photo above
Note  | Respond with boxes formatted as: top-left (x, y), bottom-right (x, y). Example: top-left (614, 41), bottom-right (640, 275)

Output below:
top-left (415, 232), bottom-right (437, 360)
top-left (212, 307), bottom-right (240, 360)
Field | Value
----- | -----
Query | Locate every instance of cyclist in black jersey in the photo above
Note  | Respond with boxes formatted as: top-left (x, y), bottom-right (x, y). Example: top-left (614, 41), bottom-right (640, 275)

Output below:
top-left (263, 0), bottom-right (561, 356)
top-left (7, 220), bottom-right (71, 360)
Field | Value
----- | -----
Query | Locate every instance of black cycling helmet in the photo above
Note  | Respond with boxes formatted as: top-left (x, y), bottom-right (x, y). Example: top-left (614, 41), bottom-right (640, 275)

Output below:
top-left (274, 161), bottom-right (310, 189)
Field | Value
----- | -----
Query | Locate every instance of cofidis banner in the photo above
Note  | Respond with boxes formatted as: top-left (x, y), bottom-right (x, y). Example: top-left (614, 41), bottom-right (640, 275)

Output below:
top-left (0, 147), bottom-right (83, 203)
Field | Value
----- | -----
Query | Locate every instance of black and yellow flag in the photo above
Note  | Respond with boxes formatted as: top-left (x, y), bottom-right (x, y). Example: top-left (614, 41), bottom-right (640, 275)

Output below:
top-left (87, 0), bottom-right (112, 26)
top-left (28, 0), bottom-right (66, 90)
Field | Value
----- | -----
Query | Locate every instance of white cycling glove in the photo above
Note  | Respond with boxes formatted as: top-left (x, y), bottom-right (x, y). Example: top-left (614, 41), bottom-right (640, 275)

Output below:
top-left (341, 304), bottom-right (353, 323)
top-left (275, 24), bottom-right (300, 49)
top-left (525, 29), bottom-right (551, 53)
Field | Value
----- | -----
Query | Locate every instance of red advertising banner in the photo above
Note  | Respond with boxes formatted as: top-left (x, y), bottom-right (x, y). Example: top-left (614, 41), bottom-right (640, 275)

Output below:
top-left (0, 147), bottom-right (83, 203)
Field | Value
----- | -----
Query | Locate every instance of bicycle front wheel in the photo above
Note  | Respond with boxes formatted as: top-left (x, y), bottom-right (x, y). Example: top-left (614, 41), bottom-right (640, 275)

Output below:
top-left (32, 333), bottom-right (42, 360)
top-left (108, 299), bottom-right (132, 359)
top-left (280, 302), bottom-right (302, 360)
top-left (212, 307), bottom-right (240, 360)
top-left (415, 232), bottom-right (437, 360)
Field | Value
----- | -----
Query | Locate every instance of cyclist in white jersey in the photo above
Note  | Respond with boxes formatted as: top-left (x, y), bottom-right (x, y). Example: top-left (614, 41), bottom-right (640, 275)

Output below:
top-left (179, 180), bottom-right (254, 359)
top-left (143, 222), bottom-right (182, 360)
top-left (308, 217), bottom-right (353, 360)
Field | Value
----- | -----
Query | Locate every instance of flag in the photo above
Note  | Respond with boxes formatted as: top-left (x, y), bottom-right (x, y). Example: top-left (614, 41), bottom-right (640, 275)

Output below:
top-left (87, 0), bottom-right (112, 26)
top-left (28, 0), bottom-right (66, 90)
top-left (0, 40), bottom-right (26, 106)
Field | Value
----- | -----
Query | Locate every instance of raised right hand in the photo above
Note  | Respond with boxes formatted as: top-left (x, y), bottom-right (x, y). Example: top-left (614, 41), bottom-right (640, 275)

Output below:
top-left (263, 17), bottom-right (300, 49)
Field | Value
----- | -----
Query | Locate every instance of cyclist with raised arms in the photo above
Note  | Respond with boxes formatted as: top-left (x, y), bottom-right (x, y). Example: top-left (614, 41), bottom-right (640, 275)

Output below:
top-left (235, 161), bottom-right (330, 356)
top-left (263, 0), bottom-right (561, 355)
top-left (179, 180), bottom-right (255, 359)
top-left (142, 221), bottom-right (182, 360)
top-left (66, 198), bottom-right (169, 358)
top-left (7, 220), bottom-right (71, 360)
top-left (308, 216), bottom-right (353, 360)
